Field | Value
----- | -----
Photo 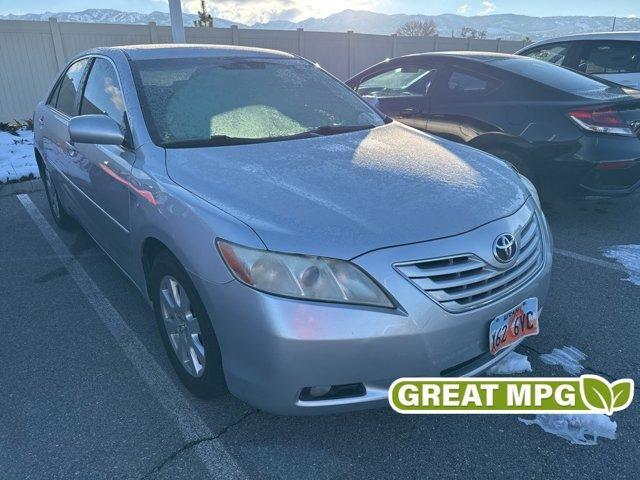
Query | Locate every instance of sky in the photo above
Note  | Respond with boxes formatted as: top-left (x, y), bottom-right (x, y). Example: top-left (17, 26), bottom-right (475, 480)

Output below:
top-left (1, 0), bottom-right (638, 25)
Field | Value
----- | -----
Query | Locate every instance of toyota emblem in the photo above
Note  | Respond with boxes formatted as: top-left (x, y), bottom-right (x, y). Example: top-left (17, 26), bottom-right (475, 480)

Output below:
top-left (493, 233), bottom-right (517, 263)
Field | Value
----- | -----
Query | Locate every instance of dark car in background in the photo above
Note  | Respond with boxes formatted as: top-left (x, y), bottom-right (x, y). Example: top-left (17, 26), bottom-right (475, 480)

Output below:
top-left (346, 52), bottom-right (640, 197)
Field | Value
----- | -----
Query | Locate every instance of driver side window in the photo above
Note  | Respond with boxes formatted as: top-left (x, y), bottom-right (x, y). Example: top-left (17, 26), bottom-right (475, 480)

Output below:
top-left (357, 66), bottom-right (436, 98)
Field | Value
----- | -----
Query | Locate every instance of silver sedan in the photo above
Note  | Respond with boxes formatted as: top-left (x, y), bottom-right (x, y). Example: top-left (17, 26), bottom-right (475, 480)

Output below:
top-left (34, 45), bottom-right (552, 415)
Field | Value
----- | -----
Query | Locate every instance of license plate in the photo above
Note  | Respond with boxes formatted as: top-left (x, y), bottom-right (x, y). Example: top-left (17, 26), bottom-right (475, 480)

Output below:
top-left (489, 298), bottom-right (539, 355)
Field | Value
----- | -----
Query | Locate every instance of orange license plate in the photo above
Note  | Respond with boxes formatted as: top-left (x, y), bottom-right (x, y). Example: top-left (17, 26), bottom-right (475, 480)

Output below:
top-left (489, 298), bottom-right (539, 355)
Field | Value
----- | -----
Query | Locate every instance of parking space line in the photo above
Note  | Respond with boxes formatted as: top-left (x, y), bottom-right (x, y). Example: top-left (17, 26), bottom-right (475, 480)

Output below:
top-left (554, 248), bottom-right (626, 272)
top-left (17, 194), bottom-right (245, 480)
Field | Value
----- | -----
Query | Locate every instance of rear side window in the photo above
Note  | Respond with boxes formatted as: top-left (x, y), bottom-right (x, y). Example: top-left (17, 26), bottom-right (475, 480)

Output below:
top-left (80, 58), bottom-right (126, 128)
top-left (52, 58), bottom-right (89, 116)
top-left (521, 43), bottom-right (571, 65)
top-left (447, 71), bottom-right (490, 93)
top-left (576, 41), bottom-right (640, 74)
top-left (357, 66), bottom-right (437, 98)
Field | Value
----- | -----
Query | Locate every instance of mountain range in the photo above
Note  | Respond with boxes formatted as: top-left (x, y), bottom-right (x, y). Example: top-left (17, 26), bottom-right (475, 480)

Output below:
top-left (2, 8), bottom-right (640, 40)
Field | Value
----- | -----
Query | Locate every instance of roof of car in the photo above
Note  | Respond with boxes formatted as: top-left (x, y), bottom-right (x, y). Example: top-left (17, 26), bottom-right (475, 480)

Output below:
top-left (521, 31), bottom-right (640, 51)
top-left (401, 51), bottom-right (519, 62)
top-left (81, 44), bottom-right (296, 61)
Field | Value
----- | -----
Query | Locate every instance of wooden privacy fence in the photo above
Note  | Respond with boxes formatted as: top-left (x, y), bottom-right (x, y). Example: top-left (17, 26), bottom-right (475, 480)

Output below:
top-left (0, 18), bottom-right (528, 121)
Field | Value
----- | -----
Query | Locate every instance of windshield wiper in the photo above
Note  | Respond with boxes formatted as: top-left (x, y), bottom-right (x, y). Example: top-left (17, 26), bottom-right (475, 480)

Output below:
top-left (307, 124), bottom-right (376, 136)
top-left (161, 131), bottom-right (321, 149)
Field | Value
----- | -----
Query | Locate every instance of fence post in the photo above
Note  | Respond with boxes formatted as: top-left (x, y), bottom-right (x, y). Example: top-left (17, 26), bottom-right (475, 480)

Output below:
top-left (297, 28), bottom-right (304, 56)
top-left (496, 38), bottom-right (501, 52)
top-left (433, 34), bottom-right (439, 52)
top-left (48, 17), bottom-right (66, 70)
top-left (346, 30), bottom-right (354, 78)
top-left (231, 25), bottom-right (239, 45)
top-left (148, 21), bottom-right (159, 43)
top-left (466, 37), bottom-right (471, 50)
top-left (390, 33), bottom-right (397, 57)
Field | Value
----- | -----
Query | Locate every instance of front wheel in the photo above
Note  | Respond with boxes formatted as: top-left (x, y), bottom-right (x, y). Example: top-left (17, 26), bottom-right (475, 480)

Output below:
top-left (150, 251), bottom-right (227, 398)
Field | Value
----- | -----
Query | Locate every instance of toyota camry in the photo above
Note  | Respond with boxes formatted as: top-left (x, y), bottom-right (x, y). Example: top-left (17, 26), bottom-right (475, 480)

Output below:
top-left (34, 45), bottom-right (552, 415)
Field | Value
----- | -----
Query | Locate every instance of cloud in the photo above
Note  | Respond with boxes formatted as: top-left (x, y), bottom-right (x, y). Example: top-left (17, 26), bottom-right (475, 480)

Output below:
top-left (456, 4), bottom-right (469, 15)
top-left (629, 13), bottom-right (637, 18)
top-left (184, 0), bottom-right (379, 25)
top-left (478, 1), bottom-right (496, 15)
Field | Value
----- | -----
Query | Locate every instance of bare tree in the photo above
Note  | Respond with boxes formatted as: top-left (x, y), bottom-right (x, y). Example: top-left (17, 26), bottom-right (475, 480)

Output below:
top-left (194, 0), bottom-right (214, 27)
top-left (460, 27), bottom-right (487, 39)
top-left (396, 20), bottom-right (437, 37)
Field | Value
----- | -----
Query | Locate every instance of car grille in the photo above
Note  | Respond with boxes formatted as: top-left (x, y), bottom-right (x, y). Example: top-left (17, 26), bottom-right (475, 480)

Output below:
top-left (394, 213), bottom-right (544, 313)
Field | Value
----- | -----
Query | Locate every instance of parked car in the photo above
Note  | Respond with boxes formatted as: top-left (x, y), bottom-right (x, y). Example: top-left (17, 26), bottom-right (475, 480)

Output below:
top-left (516, 32), bottom-right (640, 89)
top-left (346, 52), bottom-right (640, 197)
top-left (34, 45), bottom-right (551, 415)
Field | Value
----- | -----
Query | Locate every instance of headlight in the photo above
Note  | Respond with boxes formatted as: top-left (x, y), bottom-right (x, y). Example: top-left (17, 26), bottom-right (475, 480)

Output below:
top-left (216, 239), bottom-right (394, 308)
top-left (519, 174), bottom-right (541, 208)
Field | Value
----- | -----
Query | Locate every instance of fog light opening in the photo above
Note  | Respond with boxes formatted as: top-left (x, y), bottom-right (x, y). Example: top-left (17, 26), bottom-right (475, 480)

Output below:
top-left (299, 383), bottom-right (366, 401)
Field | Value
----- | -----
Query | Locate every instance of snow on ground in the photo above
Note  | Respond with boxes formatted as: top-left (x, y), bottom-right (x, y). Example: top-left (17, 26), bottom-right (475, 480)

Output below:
top-left (539, 346), bottom-right (586, 375)
top-left (0, 129), bottom-right (38, 184)
top-left (519, 414), bottom-right (617, 445)
top-left (602, 245), bottom-right (640, 286)
top-left (487, 351), bottom-right (532, 375)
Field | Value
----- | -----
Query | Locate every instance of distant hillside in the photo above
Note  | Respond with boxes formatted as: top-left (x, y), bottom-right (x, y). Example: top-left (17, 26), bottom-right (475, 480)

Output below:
top-left (2, 8), bottom-right (640, 40)
top-left (0, 8), bottom-right (242, 28)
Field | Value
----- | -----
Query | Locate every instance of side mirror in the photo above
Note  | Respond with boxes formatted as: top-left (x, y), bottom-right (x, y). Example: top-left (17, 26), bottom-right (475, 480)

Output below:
top-left (362, 95), bottom-right (380, 109)
top-left (69, 114), bottom-right (124, 145)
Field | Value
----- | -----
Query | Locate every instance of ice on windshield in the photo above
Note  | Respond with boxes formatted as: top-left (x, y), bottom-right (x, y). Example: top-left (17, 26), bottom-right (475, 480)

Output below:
top-left (133, 58), bottom-right (383, 145)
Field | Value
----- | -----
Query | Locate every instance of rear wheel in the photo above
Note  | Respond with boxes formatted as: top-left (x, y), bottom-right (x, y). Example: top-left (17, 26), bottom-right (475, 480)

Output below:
top-left (150, 251), bottom-right (227, 398)
top-left (491, 149), bottom-right (535, 183)
top-left (42, 162), bottom-right (75, 229)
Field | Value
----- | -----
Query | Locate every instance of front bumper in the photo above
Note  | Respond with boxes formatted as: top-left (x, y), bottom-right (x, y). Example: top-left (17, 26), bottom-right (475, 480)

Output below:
top-left (196, 200), bottom-right (553, 415)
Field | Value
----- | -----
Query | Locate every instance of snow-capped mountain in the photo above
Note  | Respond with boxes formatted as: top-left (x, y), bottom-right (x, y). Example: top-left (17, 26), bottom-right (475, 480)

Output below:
top-left (2, 8), bottom-right (640, 40)
top-left (0, 9), bottom-right (242, 28)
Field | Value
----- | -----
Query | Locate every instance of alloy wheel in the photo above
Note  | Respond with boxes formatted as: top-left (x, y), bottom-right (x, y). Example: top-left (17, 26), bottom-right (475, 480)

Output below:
top-left (159, 275), bottom-right (206, 378)
top-left (44, 168), bottom-right (61, 220)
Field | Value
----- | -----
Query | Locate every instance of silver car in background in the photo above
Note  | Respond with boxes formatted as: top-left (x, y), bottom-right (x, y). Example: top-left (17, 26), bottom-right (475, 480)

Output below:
top-left (34, 45), bottom-right (552, 415)
top-left (517, 32), bottom-right (640, 89)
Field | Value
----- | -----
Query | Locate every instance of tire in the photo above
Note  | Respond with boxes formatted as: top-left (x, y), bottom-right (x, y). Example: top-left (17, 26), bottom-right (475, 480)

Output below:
top-left (491, 149), bottom-right (536, 183)
top-left (42, 162), bottom-right (75, 229)
top-left (150, 251), bottom-right (227, 398)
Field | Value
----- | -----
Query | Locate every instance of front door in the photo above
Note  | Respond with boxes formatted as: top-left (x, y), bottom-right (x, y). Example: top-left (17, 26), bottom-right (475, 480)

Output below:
top-left (354, 62), bottom-right (437, 131)
top-left (74, 57), bottom-right (136, 270)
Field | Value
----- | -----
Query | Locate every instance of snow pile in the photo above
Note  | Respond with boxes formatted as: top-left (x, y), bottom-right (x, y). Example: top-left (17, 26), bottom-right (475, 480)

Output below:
top-left (487, 351), bottom-right (532, 375)
top-left (0, 129), bottom-right (38, 183)
top-left (539, 346), bottom-right (586, 375)
top-left (602, 245), bottom-right (640, 286)
top-left (519, 414), bottom-right (617, 445)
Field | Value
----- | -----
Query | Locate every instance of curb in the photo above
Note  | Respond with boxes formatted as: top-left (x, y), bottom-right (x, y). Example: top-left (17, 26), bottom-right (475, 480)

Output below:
top-left (0, 178), bottom-right (43, 197)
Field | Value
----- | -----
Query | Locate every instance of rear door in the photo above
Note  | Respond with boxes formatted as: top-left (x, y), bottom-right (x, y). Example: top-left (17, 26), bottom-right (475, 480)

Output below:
top-left (426, 65), bottom-right (504, 143)
top-left (74, 56), bottom-right (136, 269)
top-left (573, 40), bottom-right (640, 89)
top-left (40, 58), bottom-right (91, 209)
top-left (353, 61), bottom-right (438, 131)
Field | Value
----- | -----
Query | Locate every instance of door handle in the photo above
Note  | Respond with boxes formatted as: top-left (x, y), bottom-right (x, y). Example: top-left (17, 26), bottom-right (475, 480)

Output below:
top-left (65, 141), bottom-right (77, 157)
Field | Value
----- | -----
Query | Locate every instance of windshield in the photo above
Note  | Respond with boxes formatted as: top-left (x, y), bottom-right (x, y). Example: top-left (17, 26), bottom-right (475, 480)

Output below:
top-left (492, 57), bottom-right (625, 95)
top-left (131, 57), bottom-right (385, 147)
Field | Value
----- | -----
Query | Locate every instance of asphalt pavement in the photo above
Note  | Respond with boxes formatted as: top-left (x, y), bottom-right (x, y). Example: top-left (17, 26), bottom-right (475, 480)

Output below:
top-left (0, 189), bottom-right (638, 479)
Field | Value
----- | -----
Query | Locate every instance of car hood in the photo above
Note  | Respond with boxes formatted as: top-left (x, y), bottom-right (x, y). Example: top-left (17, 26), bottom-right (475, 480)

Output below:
top-left (166, 123), bottom-right (528, 259)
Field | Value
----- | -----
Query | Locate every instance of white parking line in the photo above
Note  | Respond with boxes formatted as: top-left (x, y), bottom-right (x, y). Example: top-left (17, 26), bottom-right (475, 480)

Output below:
top-left (17, 194), bottom-right (245, 480)
top-left (554, 248), bottom-right (627, 273)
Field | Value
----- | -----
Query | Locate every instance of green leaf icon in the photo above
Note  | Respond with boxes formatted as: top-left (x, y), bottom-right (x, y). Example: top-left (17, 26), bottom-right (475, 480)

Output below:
top-left (611, 379), bottom-right (634, 411)
top-left (581, 375), bottom-right (614, 415)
